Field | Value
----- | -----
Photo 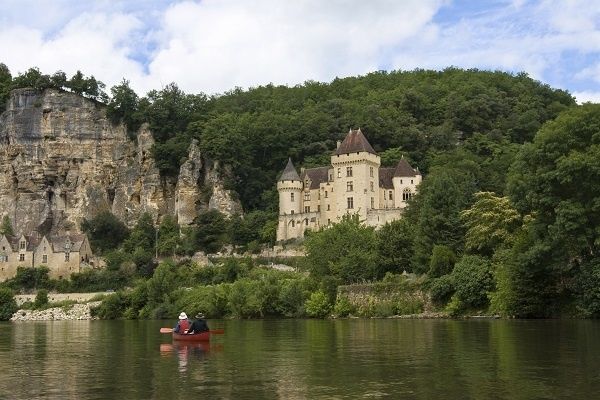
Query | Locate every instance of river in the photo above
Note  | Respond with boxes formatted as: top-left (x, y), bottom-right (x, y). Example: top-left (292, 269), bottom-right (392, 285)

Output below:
top-left (0, 319), bottom-right (599, 399)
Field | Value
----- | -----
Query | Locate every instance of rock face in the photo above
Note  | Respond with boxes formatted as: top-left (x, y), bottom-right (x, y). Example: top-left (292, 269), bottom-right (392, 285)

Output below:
top-left (0, 88), bottom-right (242, 234)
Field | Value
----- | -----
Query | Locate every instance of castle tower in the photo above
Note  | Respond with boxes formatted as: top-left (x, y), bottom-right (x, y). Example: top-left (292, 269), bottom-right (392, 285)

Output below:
top-left (276, 158), bottom-right (302, 241)
top-left (392, 156), bottom-right (422, 208)
top-left (330, 129), bottom-right (381, 221)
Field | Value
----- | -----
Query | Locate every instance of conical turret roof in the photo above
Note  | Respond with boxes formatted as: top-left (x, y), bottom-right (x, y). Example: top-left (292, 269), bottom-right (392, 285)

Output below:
top-left (335, 128), bottom-right (376, 155)
top-left (393, 156), bottom-right (417, 177)
top-left (278, 158), bottom-right (301, 181)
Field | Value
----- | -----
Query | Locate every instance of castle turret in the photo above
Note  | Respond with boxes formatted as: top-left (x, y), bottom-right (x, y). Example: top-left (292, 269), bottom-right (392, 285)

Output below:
top-left (330, 129), bottom-right (380, 220)
top-left (392, 156), bottom-right (421, 208)
top-left (277, 158), bottom-right (302, 216)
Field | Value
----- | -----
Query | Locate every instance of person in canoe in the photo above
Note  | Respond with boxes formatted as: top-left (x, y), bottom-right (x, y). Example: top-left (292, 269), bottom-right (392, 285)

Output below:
top-left (174, 312), bottom-right (191, 333)
top-left (186, 312), bottom-right (209, 335)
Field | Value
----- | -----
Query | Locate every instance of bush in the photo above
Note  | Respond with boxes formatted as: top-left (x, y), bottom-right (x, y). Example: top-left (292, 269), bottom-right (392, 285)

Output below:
top-left (333, 296), bottom-right (355, 317)
top-left (575, 259), bottom-right (600, 317)
top-left (34, 289), bottom-right (49, 309)
top-left (452, 255), bottom-right (493, 309)
top-left (0, 287), bottom-right (17, 320)
top-left (91, 292), bottom-right (128, 319)
top-left (428, 245), bottom-right (457, 278)
top-left (305, 290), bottom-right (332, 318)
top-left (429, 275), bottom-right (455, 305)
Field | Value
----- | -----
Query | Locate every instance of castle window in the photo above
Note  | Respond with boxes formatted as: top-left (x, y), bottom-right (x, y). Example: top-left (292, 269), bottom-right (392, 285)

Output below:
top-left (370, 167), bottom-right (374, 177)
top-left (325, 191), bottom-right (328, 198)
top-left (371, 197), bottom-right (375, 209)
top-left (328, 219), bottom-right (331, 225)
top-left (389, 191), bottom-right (393, 200)
top-left (305, 219), bottom-right (309, 226)
top-left (400, 179), bottom-right (403, 184)
top-left (403, 188), bottom-right (413, 201)
top-left (318, 192), bottom-right (321, 200)
top-left (337, 168), bottom-right (341, 178)
top-left (42, 255), bottom-right (47, 264)
top-left (347, 197), bottom-right (354, 209)
top-left (0, 255), bottom-right (6, 262)
top-left (304, 192), bottom-right (310, 201)
top-left (317, 205), bottom-right (321, 212)
top-left (384, 192), bottom-right (386, 200)
top-left (291, 210), bottom-right (294, 215)
top-left (411, 179), bottom-right (414, 184)
top-left (291, 193), bottom-right (295, 202)
top-left (329, 174), bottom-right (333, 181)
top-left (370, 181), bottom-right (374, 192)
top-left (346, 167), bottom-right (353, 177)
top-left (347, 181), bottom-right (353, 192)
top-left (19, 254), bottom-right (25, 261)
top-left (305, 206), bottom-right (310, 213)
top-left (291, 220), bottom-right (295, 227)
top-left (327, 204), bottom-right (330, 211)
top-left (20, 241), bottom-right (25, 250)
top-left (65, 252), bottom-right (70, 262)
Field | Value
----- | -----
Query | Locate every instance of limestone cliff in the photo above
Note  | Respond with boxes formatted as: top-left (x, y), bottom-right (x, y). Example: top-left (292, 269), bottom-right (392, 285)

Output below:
top-left (0, 88), bottom-right (242, 234)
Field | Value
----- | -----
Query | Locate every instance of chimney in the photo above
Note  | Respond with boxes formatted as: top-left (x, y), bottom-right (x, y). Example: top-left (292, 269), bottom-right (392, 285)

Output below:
top-left (336, 140), bottom-right (341, 149)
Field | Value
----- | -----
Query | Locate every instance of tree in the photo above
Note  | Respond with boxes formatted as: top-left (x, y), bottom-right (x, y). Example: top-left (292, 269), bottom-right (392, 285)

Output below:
top-left (460, 192), bottom-right (522, 256)
top-left (122, 212), bottom-right (156, 254)
top-left (193, 210), bottom-right (229, 254)
top-left (428, 245), bottom-right (456, 278)
top-left (0, 287), bottom-right (17, 320)
top-left (0, 215), bottom-right (14, 236)
top-left (376, 219), bottom-right (414, 275)
top-left (305, 214), bottom-right (378, 283)
top-left (0, 63), bottom-right (12, 112)
top-left (157, 215), bottom-right (180, 257)
top-left (106, 79), bottom-right (142, 135)
top-left (81, 211), bottom-right (129, 254)
top-left (452, 255), bottom-right (493, 309)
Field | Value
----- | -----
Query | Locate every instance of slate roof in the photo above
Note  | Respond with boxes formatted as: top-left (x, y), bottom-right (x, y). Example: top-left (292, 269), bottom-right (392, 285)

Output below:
top-left (49, 234), bottom-right (87, 253)
top-left (393, 156), bottom-right (419, 177)
top-left (301, 167), bottom-right (330, 189)
top-left (278, 158), bottom-right (301, 181)
top-left (6, 234), bottom-right (41, 252)
top-left (335, 128), bottom-right (377, 156)
top-left (378, 168), bottom-right (395, 189)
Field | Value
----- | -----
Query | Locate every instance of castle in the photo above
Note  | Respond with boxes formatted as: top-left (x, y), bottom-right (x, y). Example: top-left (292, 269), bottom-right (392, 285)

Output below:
top-left (0, 232), bottom-right (94, 282)
top-left (277, 129), bottom-right (421, 241)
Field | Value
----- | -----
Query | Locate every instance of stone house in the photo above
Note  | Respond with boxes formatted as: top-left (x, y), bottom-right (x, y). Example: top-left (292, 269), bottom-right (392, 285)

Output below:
top-left (0, 233), bottom-right (93, 281)
top-left (277, 128), bottom-right (422, 241)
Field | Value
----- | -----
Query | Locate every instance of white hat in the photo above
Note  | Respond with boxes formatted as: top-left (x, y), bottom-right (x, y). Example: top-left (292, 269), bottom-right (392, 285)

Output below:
top-left (178, 312), bottom-right (188, 320)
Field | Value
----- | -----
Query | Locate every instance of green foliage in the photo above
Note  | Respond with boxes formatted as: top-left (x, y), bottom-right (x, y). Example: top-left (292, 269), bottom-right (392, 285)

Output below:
top-left (428, 245), bottom-right (456, 278)
top-left (575, 259), bottom-right (600, 317)
top-left (429, 274), bottom-right (455, 305)
top-left (91, 292), bottom-right (128, 319)
top-left (333, 296), bottom-right (355, 317)
top-left (0, 287), bottom-right (17, 320)
top-left (461, 192), bottom-right (522, 255)
top-left (193, 210), bottom-right (229, 254)
top-left (305, 214), bottom-right (378, 283)
top-left (11, 267), bottom-right (51, 290)
top-left (452, 255), bottom-right (494, 310)
top-left (122, 212), bottom-right (156, 254)
top-left (305, 290), bottom-right (332, 318)
top-left (0, 63), bottom-right (12, 113)
top-left (106, 79), bottom-right (143, 135)
top-left (377, 219), bottom-right (414, 275)
top-left (0, 215), bottom-right (14, 236)
top-left (81, 211), bottom-right (129, 254)
top-left (157, 215), bottom-right (181, 257)
top-left (33, 289), bottom-right (49, 309)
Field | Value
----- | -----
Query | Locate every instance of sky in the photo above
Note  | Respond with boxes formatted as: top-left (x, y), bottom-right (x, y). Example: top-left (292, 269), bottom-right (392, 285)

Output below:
top-left (1, 0), bottom-right (599, 103)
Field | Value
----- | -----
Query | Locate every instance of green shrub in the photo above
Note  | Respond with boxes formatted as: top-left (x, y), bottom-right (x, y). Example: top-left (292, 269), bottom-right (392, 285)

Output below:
top-left (452, 255), bottom-right (493, 309)
top-left (333, 296), bottom-right (355, 317)
top-left (305, 290), bottom-right (332, 318)
top-left (428, 245), bottom-right (457, 278)
top-left (0, 287), bottom-right (17, 320)
top-left (91, 292), bottom-right (128, 319)
top-left (34, 289), bottom-right (49, 309)
top-left (429, 275), bottom-right (455, 305)
top-left (277, 279), bottom-right (308, 317)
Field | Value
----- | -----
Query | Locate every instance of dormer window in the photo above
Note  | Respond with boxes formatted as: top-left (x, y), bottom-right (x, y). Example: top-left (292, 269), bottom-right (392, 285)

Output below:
top-left (20, 241), bottom-right (25, 250)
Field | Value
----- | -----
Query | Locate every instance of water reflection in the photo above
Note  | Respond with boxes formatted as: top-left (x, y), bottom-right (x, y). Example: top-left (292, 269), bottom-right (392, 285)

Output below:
top-left (159, 342), bottom-right (222, 373)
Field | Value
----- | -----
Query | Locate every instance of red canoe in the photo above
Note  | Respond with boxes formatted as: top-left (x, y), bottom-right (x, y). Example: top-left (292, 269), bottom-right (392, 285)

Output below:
top-left (172, 331), bottom-right (211, 341)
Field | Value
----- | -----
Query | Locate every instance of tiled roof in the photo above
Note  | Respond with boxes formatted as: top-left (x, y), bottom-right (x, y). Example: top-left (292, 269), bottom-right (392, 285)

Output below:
top-left (278, 158), bottom-right (301, 181)
top-left (50, 234), bottom-right (86, 253)
top-left (335, 128), bottom-right (377, 156)
top-left (378, 168), bottom-right (395, 189)
top-left (301, 167), bottom-right (330, 189)
top-left (393, 157), bottom-right (418, 177)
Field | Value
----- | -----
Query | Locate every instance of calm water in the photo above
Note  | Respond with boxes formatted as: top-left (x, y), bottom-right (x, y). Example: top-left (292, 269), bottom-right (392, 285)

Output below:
top-left (1, 319), bottom-right (599, 399)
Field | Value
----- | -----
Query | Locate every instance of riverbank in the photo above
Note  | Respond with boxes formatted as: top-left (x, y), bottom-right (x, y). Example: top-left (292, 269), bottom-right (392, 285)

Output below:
top-left (10, 301), bottom-right (101, 321)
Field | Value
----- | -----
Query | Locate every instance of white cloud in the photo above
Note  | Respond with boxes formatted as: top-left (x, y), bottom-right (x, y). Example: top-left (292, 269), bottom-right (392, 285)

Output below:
top-left (573, 91), bottom-right (600, 104)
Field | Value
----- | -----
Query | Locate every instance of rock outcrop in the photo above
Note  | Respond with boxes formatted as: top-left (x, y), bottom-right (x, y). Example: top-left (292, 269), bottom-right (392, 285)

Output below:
top-left (0, 88), bottom-right (242, 234)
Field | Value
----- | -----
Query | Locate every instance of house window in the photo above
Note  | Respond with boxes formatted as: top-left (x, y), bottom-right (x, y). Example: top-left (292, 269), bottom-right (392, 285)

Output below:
top-left (370, 166), bottom-right (374, 177)
top-left (305, 206), bottom-right (310, 213)
top-left (19, 254), bottom-right (25, 261)
top-left (0, 255), bottom-right (6, 262)
top-left (20, 241), bottom-right (25, 250)
top-left (305, 219), bottom-right (309, 226)
top-left (347, 197), bottom-right (354, 209)
top-left (389, 191), bottom-right (393, 200)
top-left (370, 181), bottom-right (374, 191)
top-left (337, 168), bottom-right (341, 178)
top-left (318, 191), bottom-right (321, 200)
top-left (384, 192), bottom-right (386, 200)
top-left (346, 167), bottom-right (353, 177)
top-left (403, 188), bottom-right (413, 201)
top-left (42, 255), bottom-right (47, 264)
top-left (291, 193), bottom-right (295, 202)
top-left (327, 204), bottom-right (330, 211)
top-left (65, 252), bottom-right (70, 262)
top-left (371, 197), bottom-right (375, 209)
top-left (347, 181), bottom-right (353, 192)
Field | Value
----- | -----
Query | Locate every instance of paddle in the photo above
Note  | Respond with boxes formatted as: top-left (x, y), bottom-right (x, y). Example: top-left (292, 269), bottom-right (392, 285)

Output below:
top-left (160, 328), bottom-right (224, 334)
